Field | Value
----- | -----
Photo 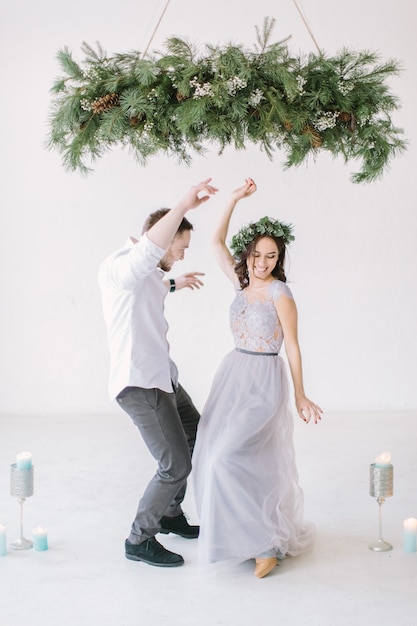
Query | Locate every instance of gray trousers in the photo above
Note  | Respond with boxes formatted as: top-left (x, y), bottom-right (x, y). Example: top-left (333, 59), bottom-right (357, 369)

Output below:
top-left (116, 384), bottom-right (200, 544)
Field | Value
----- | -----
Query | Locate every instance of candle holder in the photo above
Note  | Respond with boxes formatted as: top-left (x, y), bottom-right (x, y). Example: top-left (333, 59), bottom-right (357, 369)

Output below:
top-left (368, 463), bottom-right (393, 552)
top-left (10, 463), bottom-right (34, 550)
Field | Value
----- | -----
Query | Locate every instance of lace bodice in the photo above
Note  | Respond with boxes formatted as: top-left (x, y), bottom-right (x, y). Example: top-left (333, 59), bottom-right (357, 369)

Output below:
top-left (230, 280), bottom-right (293, 353)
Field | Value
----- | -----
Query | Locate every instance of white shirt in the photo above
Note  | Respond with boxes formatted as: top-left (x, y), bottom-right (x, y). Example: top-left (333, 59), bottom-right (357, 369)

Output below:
top-left (98, 234), bottom-right (178, 400)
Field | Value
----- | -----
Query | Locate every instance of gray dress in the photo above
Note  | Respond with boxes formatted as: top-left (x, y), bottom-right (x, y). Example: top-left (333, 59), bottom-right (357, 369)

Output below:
top-left (193, 279), bottom-right (314, 566)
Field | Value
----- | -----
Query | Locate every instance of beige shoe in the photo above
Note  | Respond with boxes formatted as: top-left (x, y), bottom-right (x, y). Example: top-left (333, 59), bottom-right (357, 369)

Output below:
top-left (254, 557), bottom-right (278, 578)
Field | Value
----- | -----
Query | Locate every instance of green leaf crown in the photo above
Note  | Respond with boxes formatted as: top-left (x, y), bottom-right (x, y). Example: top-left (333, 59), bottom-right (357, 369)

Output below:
top-left (230, 216), bottom-right (295, 257)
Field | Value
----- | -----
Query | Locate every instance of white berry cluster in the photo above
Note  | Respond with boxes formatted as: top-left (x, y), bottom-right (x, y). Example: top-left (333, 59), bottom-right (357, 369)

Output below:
top-left (313, 111), bottom-right (339, 131)
top-left (190, 77), bottom-right (214, 99)
top-left (296, 75), bottom-right (307, 95)
top-left (226, 76), bottom-right (248, 96)
top-left (248, 88), bottom-right (264, 107)
top-left (337, 78), bottom-right (355, 95)
top-left (80, 98), bottom-right (93, 111)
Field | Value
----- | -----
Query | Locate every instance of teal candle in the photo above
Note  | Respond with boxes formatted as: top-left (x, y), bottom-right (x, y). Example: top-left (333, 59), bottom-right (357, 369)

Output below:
top-left (403, 518), bottom-right (417, 553)
top-left (32, 527), bottom-right (48, 551)
top-left (16, 452), bottom-right (32, 469)
top-left (0, 525), bottom-right (6, 556)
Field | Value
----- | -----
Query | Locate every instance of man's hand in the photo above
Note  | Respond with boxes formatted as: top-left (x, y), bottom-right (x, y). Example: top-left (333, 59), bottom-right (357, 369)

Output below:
top-left (173, 272), bottom-right (205, 291)
top-left (147, 178), bottom-right (218, 251)
top-left (174, 178), bottom-right (219, 213)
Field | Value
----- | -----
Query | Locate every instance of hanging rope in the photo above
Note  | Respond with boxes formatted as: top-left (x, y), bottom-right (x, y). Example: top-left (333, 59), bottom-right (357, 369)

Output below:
top-left (141, 0), bottom-right (172, 59)
top-left (292, 0), bottom-right (321, 54)
top-left (143, 1), bottom-right (319, 60)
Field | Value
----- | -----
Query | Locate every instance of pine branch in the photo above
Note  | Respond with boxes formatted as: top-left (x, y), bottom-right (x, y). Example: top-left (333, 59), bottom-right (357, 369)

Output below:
top-left (81, 41), bottom-right (106, 62)
top-left (165, 37), bottom-right (196, 61)
top-left (255, 17), bottom-right (276, 53)
top-left (55, 47), bottom-right (84, 81)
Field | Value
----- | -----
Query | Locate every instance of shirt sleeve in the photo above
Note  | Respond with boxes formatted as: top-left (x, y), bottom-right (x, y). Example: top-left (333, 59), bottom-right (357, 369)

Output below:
top-left (99, 235), bottom-right (166, 290)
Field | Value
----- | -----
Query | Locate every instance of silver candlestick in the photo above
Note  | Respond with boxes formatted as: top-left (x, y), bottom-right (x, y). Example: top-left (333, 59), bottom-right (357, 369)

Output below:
top-left (368, 462), bottom-right (393, 551)
top-left (10, 463), bottom-right (34, 550)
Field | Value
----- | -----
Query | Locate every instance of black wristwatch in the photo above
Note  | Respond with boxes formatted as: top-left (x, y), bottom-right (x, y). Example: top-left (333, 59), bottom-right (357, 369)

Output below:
top-left (169, 278), bottom-right (176, 293)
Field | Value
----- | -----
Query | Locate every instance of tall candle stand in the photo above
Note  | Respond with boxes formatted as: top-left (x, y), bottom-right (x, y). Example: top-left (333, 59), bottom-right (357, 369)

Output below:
top-left (368, 462), bottom-right (393, 552)
top-left (10, 463), bottom-right (34, 550)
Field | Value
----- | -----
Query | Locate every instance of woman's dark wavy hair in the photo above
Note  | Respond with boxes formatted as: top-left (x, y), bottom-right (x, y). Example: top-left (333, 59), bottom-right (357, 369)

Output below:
top-left (234, 234), bottom-right (287, 289)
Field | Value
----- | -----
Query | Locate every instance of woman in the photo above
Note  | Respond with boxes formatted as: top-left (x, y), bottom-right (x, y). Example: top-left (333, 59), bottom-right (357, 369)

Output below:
top-left (193, 178), bottom-right (322, 578)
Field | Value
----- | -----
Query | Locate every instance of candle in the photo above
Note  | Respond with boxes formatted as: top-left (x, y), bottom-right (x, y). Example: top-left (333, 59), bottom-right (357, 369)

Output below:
top-left (16, 452), bottom-right (32, 470)
top-left (32, 527), bottom-right (48, 551)
top-left (374, 452), bottom-right (392, 468)
top-left (0, 525), bottom-right (6, 556)
top-left (403, 518), bottom-right (417, 553)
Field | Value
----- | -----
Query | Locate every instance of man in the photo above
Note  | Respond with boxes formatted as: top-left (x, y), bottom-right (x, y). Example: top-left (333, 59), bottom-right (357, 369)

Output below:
top-left (98, 178), bottom-right (218, 567)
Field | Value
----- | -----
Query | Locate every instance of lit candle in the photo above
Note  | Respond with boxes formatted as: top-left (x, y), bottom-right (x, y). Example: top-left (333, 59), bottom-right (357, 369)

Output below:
top-left (403, 518), bottom-right (417, 553)
top-left (0, 525), bottom-right (6, 556)
top-left (374, 452), bottom-right (392, 468)
top-left (16, 452), bottom-right (32, 469)
top-left (32, 527), bottom-right (48, 551)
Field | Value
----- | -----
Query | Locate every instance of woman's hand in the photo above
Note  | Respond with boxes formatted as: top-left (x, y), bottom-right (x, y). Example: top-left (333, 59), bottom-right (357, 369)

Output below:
top-left (173, 272), bottom-right (205, 290)
top-left (230, 177), bottom-right (257, 203)
top-left (296, 395), bottom-right (323, 424)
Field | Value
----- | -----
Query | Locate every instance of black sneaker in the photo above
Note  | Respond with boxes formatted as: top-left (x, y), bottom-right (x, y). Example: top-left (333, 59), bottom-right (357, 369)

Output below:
top-left (160, 513), bottom-right (199, 539)
top-left (125, 537), bottom-right (184, 567)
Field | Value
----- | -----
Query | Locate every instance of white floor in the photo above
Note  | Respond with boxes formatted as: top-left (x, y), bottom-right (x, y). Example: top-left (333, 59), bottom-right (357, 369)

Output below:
top-left (1, 410), bottom-right (416, 626)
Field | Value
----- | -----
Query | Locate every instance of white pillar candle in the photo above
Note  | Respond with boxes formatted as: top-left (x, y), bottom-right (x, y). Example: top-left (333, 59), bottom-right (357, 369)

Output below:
top-left (16, 452), bottom-right (32, 469)
top-left (374, 452), bottom-right (392, 468)
top-left (403, 518), bottom-right (417, 553)
top-left (0, 525), bottom-right (6, 556)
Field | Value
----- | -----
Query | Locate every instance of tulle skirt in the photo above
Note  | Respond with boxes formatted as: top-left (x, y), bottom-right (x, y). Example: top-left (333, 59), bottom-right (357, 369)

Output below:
top-left (192, 349), bottom-right (314, 567)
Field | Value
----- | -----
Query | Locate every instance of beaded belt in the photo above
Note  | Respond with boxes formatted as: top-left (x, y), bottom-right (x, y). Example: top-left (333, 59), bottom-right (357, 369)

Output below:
top-left (235, 348), bottom-right (278, 356)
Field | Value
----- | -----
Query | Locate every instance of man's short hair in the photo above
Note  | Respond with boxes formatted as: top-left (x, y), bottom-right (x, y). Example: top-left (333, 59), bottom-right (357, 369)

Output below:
top-left (142, 208), bottom-right (193, 235)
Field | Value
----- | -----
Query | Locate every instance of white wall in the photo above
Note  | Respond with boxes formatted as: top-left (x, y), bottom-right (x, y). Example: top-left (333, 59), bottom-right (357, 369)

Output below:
top-left (1, 0), bottom-right (416, 416)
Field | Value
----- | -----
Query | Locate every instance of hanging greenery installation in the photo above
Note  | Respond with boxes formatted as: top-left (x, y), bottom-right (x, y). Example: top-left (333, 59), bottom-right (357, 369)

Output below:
top-left (47, 18), bottom-right (406, 182)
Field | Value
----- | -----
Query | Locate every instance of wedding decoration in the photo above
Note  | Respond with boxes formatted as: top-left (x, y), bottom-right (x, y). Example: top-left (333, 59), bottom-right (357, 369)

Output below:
top-left (230, 216), bottom-right (294, 258)
top-left (10, 453), bottom-right (34, 550)
top-left (47, 18), bottom-right (406, 182)
top-left (368, 452), bottom-right (393, 552)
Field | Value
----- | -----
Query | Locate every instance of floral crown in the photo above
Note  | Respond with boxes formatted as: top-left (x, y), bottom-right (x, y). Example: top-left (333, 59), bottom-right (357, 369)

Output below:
top-left (229, 216), bottom-right (295, 257)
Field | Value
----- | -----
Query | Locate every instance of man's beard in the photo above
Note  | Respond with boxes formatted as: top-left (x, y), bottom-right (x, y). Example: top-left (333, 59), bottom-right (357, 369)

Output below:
top-left (159, 256), bottom-right (171, 272)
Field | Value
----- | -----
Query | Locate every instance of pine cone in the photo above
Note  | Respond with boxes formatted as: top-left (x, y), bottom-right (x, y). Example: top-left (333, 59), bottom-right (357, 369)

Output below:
top-left (302, 125), bottom-right (322, 148)
top-left (92, 93), bottom-right (120, 114)
top-left (338, 112), bottom-right (352, 123)
top-left (284, 120), bottom-right (293, 131)
top-left (176, 92), bottom-right (186, 102)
